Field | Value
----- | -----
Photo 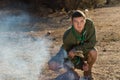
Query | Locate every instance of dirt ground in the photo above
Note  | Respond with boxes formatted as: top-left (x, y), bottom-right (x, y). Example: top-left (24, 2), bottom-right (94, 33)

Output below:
top-left (37, 6), bottom-right (120, 80)
top-left (0, 1), bottom-right (120, 80)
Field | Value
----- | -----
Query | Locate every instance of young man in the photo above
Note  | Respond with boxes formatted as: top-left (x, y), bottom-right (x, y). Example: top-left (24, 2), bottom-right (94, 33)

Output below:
top-left (48, 10), bottom-right (97, 80)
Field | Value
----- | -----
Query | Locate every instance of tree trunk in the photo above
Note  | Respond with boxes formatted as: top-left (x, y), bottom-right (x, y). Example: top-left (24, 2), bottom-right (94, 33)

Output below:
top-left (106, 0), bottom-right (111, 4)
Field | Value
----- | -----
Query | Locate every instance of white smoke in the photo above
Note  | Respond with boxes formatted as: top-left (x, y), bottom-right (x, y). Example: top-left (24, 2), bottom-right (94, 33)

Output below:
top-left (0, 11), bottom-right (30, 31)
top-left (0, 11), bottom-right (51, 80)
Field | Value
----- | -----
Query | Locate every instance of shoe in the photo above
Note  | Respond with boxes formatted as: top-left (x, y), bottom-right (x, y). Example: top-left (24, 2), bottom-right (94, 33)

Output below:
top-left (84, 76), bottom-right (94, 80)
top-left (83, 70), bottom-right (94, 80)
top-left (79, 76), bottom-right (93, 80)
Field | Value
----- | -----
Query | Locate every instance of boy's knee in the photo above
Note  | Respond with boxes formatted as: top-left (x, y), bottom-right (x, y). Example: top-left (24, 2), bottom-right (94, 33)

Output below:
top-left (88, 50), bottom-right (97, 59)
top-left (48, 61), bottom-right (61, 71)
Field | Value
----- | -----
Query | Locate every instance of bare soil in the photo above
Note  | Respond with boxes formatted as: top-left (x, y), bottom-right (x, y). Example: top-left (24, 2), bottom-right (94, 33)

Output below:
top-left (37, 6), bottom-right (120, 80)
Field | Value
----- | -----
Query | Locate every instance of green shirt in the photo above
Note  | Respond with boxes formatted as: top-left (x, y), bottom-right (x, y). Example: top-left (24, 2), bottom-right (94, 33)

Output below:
top-left (62, 19), bottom-right (96, 56)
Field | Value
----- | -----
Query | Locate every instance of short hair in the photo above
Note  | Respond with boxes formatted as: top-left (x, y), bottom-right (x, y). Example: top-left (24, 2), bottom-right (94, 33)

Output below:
top-left (71, 10), bottom-right (86, 20)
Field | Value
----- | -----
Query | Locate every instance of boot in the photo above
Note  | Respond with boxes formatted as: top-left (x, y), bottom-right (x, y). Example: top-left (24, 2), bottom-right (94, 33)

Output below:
top-left (83, 70), bottom-right (94, 80)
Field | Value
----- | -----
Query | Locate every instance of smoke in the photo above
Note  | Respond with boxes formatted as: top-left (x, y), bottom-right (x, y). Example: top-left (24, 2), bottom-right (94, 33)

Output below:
top-left (0, 11), bottom-right (51, 80)
top-left (0, 11), bottom-right (31, 32)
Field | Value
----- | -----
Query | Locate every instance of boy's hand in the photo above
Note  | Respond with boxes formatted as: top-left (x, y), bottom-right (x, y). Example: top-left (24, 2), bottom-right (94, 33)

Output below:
top-left (68, 49), bottom-right (75, 58)
top-left (83, 61), bottom-right (89, 71)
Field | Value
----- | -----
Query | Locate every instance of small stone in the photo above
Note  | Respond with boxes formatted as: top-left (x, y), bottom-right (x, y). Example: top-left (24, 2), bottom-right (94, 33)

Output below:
top-left (103, 49), bottom-right (107, 52)
top-left (45, 31), bottom-right (52, 36)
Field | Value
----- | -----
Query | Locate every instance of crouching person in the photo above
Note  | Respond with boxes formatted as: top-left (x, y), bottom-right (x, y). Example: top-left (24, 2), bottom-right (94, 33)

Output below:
top-left (48, 10), bottom-right (97, 80)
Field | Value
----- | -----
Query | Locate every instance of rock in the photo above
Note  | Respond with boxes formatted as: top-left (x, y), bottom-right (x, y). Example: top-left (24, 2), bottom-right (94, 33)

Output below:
top-left (103, 49), bottom-right (107, 52)
top-left (45, 31), bottom-right (52, 36)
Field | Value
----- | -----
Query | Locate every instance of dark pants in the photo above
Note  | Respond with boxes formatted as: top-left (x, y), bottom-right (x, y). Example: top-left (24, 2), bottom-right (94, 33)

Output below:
top-left (48, 47), bottom-right (74, 71)
top-left (48, 47), bottom-right (80, 80)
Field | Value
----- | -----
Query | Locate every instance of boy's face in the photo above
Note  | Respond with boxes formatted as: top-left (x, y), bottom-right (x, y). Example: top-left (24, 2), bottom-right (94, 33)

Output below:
top-left (72, 17), bottom-right (86, 33)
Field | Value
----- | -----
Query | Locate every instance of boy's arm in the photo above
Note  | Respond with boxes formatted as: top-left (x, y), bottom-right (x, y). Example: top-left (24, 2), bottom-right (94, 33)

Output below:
top-left (75, 22), bottom-right (96, 59)
top-left (62, 30), bottom-right (70, 53)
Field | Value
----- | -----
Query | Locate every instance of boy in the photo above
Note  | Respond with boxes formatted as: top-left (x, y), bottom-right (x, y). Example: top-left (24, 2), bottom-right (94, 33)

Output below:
top-left (48, 10), bottom-right (97, 80)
